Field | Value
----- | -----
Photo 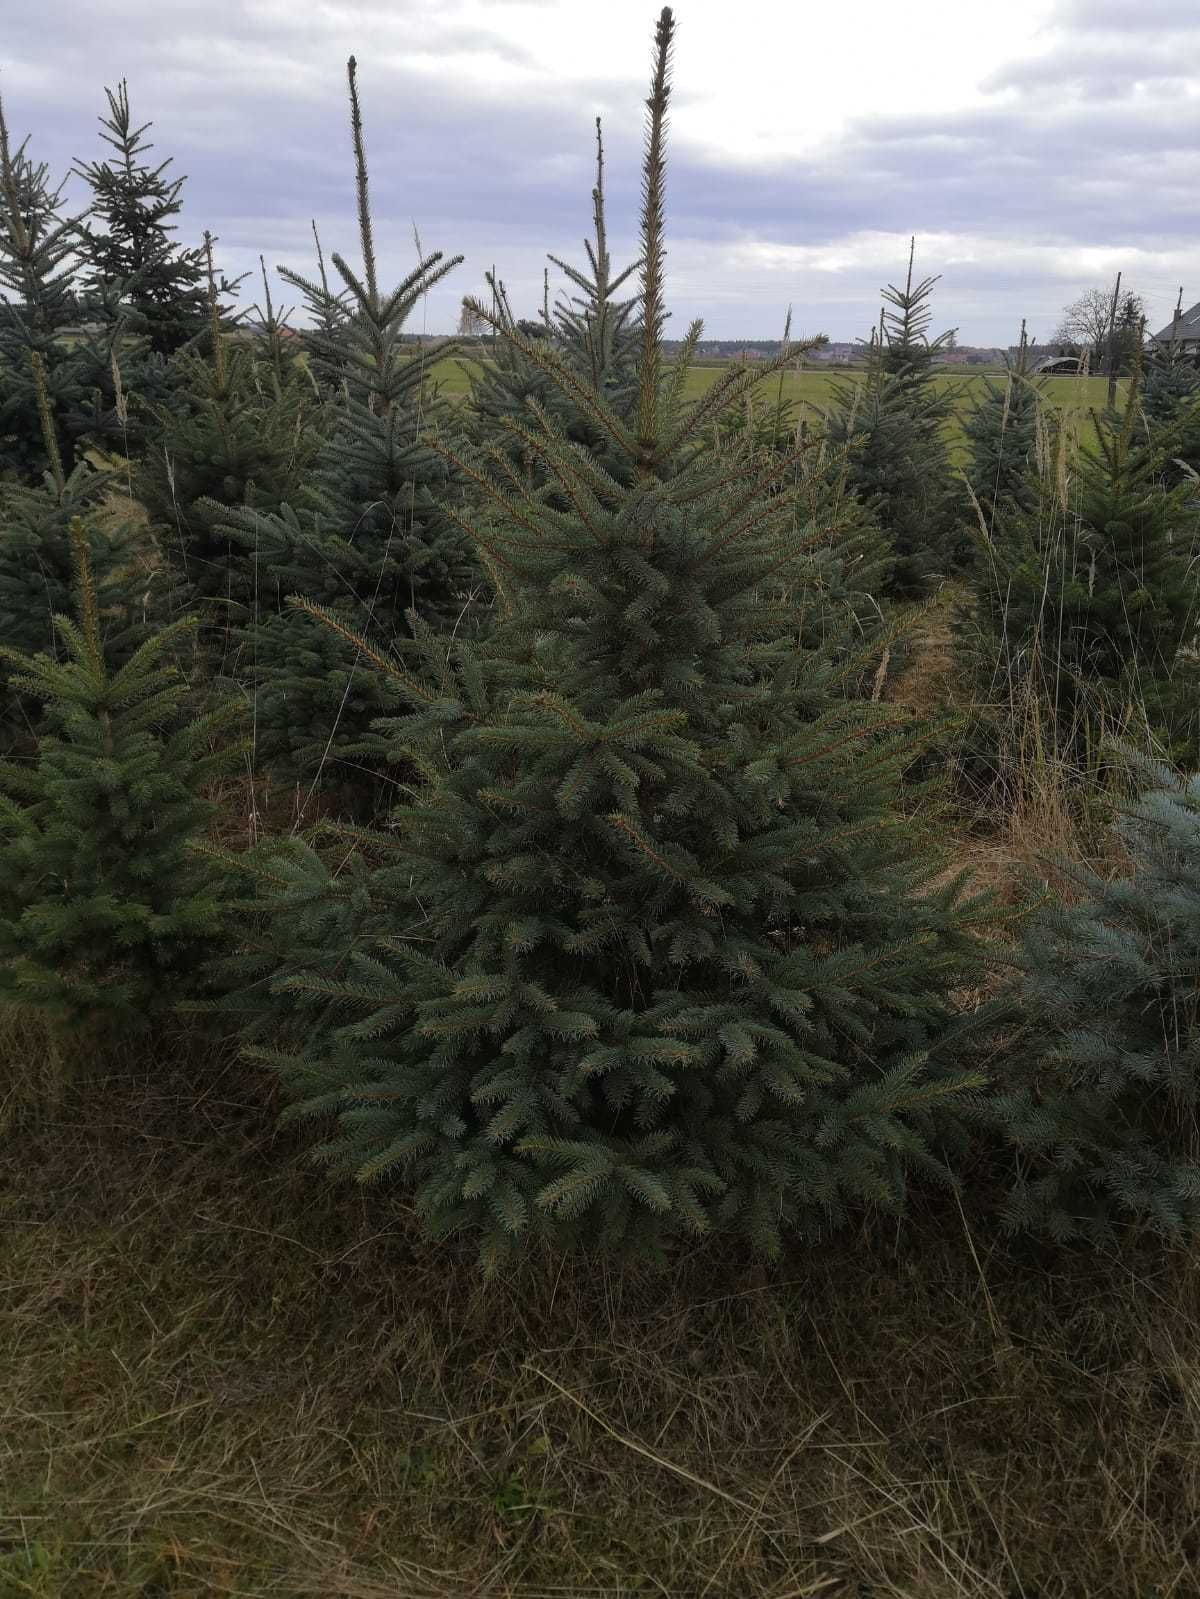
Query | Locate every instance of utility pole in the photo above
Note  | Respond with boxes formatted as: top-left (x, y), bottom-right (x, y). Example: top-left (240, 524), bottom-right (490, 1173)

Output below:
top-left (1105, 270), bottom-right (1122, 410)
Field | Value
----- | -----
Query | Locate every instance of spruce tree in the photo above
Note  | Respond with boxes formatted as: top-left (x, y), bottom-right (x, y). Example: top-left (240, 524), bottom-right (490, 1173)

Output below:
top-left (0, 94), bottom-right (123, 482)
top-left (291, 218), bottom-right (349, 406)
top-left (997, 758), bottom-right (1200, 1242)
top-left (1142, 290), bottom-right (1200, 482)
top-left (0, 521), bottom-right (244, 1032)
top-left (962, 380), bottom-right (1200, 769)
top-left (210, 57), bottom-right (474, 792)
top-left (265, 54), bottom-right (467, 623)
top-left (962, 322), bottom-right (1043, 533)
top-left (136, 241), bottom-right (318, 630)
top-left (707, 322), bottom-right (894, 661)
top-left (235, 11), bottom-right (993, 1267)
top-left (72, 79), bottom-right (213, 361)
top-left (826, 247), bottom-right (958, 594)
top-left (466, 116), bottom-right (642, 483)
top-left (0, 353), bottom-right (145, 748)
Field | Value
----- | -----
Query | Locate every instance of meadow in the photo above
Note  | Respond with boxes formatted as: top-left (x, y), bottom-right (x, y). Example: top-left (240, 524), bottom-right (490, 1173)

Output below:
top-left (433, 358), bottom-right (1118, 455)
top-left (436, 355), bottom-right (1113, 402)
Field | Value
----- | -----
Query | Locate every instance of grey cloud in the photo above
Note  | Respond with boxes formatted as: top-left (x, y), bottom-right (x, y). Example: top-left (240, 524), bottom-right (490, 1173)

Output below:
top-left (986, 0), bottom-right (1199, 97)
top-left (2, 0), bottom-right (1197, 343)
top-left (1057, 0), bottom-right (1199, 26)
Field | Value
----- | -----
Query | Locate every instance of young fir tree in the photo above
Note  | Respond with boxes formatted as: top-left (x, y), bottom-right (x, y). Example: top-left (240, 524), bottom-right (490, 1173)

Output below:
top-left (996, 758), bottom-right (1200, 1242)
top-left (0, 521), bottom-right (244, 1032)
top-left (826, 246), bottom-right (959, 595)
top-left (72, 79), bottom-right (213, 361)
top-left (0, 94), bottom-right (127, 483)
top-left (707, 318), bottom-right (894, 671)
top-left (205, 833), bottom-right (381, 1043)
top-left (210, 57), bottom-right (473, 791)
top-left (136, 242), bottom-right (317, 629)
top-left (1141, 290), bottom-right (1200, 482)
top-left (291, 217), bottom-right (350, 406)
top-left (0, 353), bottom-right (145, 749)
top-left (233, 10), bottom-right (994, 1267)
top-left (466, 116), bottom-right (643, 483)
top-left (962, 321), bottom-right (1044, 534)
top-left (962, 378), bottom-right (1200, 770)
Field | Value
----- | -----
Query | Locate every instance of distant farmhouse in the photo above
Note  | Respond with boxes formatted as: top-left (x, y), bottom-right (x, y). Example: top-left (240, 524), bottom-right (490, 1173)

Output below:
top-left (1149, 301), bottom-right (1200, 358)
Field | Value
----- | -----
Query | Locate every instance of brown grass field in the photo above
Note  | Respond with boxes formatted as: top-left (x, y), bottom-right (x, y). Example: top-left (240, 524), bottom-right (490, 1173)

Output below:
top-left (3, 987), bottom-right (1198, 1597)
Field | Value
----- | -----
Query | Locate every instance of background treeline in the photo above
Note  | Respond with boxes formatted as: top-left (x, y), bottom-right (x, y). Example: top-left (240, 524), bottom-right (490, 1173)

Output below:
top-left (2, 15), bottom-right (1200, 1267)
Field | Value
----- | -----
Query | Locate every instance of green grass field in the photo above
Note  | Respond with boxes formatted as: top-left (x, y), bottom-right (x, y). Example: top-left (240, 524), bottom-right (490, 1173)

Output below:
top-left (430, 357), bottom-right (1116, 454)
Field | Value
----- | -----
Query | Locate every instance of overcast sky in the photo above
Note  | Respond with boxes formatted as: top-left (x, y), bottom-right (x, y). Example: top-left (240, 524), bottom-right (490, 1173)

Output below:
top-left (3, 0), bottom-right (1197, 343)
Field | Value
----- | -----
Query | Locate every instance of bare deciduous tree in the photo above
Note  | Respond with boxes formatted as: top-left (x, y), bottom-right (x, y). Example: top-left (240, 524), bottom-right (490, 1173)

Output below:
top-left (1054, 282), bottom-right (1144, 354)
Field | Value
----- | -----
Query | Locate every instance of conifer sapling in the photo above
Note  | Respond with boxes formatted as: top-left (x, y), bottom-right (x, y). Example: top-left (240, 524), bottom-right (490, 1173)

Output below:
top-left (241, 10), bottom-right (995, 1267)
top-left (0, 522), bottom-right (245, 1031)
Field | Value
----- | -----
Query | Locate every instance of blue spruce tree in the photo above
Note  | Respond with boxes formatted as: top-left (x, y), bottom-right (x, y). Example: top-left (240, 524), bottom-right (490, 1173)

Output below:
top-left (998, 758), bottom-right (1200, 1241)
top-left (232, 10), bottom-right (994, 1268)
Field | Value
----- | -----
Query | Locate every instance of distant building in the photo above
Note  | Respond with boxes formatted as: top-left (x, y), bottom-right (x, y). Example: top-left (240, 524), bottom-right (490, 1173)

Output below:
top-left (1150, 301), bottom-right (1200, 356)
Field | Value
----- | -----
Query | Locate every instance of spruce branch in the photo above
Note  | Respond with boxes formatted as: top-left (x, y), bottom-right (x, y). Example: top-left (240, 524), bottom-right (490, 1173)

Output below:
top-left (635, 6), bottom-right (675, 467)
top-left (0, 89), bottom-right (31, 257)
top-left (67, 516), bottom-right (102, 664)
top-left (460, 294), bottom-right (639, 460)
top-left (346, 55), bottom-right (378, 309)
top-left (661, 335), bottom-right (825, 459)
top-left (202, 231), bottom-right (227, 388)
top-left (494, 413), bottom-right (608, 544)
top-left (286, 594), bottom-right (457, 708)
top-left (28, 349), bottom-right (65, 494)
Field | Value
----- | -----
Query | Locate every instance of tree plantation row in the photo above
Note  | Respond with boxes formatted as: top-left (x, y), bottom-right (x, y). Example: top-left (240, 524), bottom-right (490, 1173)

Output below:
top-left (1, 8), bottom-right (1199, 1266)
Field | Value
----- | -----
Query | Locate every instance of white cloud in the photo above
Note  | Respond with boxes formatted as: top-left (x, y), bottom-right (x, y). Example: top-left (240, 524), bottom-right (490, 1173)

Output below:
top-left (2, 0), bottom-right (1196, 341)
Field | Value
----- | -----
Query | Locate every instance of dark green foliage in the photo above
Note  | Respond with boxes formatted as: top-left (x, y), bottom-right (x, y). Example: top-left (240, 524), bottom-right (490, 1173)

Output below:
top-left (962, 325), bottom-right (1044, 532)
top-left (72, 79), bottom-right (214, 361)
top-left (0, 465), bottom-right (135, 656)
top-left (136, 252), bottom-right (318, 625)
top-left (243, 602), bottom-right (402, 791)
top-left (997, 762), bottom-right (1200, 1241)
top-left (826, 246), bottom-right (959, 595)
top-left (209, 58), bottom-right (474, 792)
top-left (0, 524), bottom-right (244, 1031)
top-left (0, 98), bottom-right (125, 482)
top-left (1142, 348), bottom-right (1199, 428)
top-left (707, 362), bottom-right (895, 676)
top-left (0, 465), bottom-right (146, 744)
top-left (1141, 308), bottom-right (1200, 483)
top-left (0, 333), bottom-right (148, 749)
top-left (233, 11), bottom-right (994, 1267)
top-left (961, 385), bottom-right (1200, 769)
top-left (207, 834), bottom-right (381, 1040)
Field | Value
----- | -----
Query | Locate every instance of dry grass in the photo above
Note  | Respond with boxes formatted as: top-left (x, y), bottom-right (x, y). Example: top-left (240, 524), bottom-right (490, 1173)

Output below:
top-left (2, 1033), bottom-right (1198, 1598)
top-left (884, 586), bottom-right (961, 720)
top-left (885, 576), bottom-right (1158, 912)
